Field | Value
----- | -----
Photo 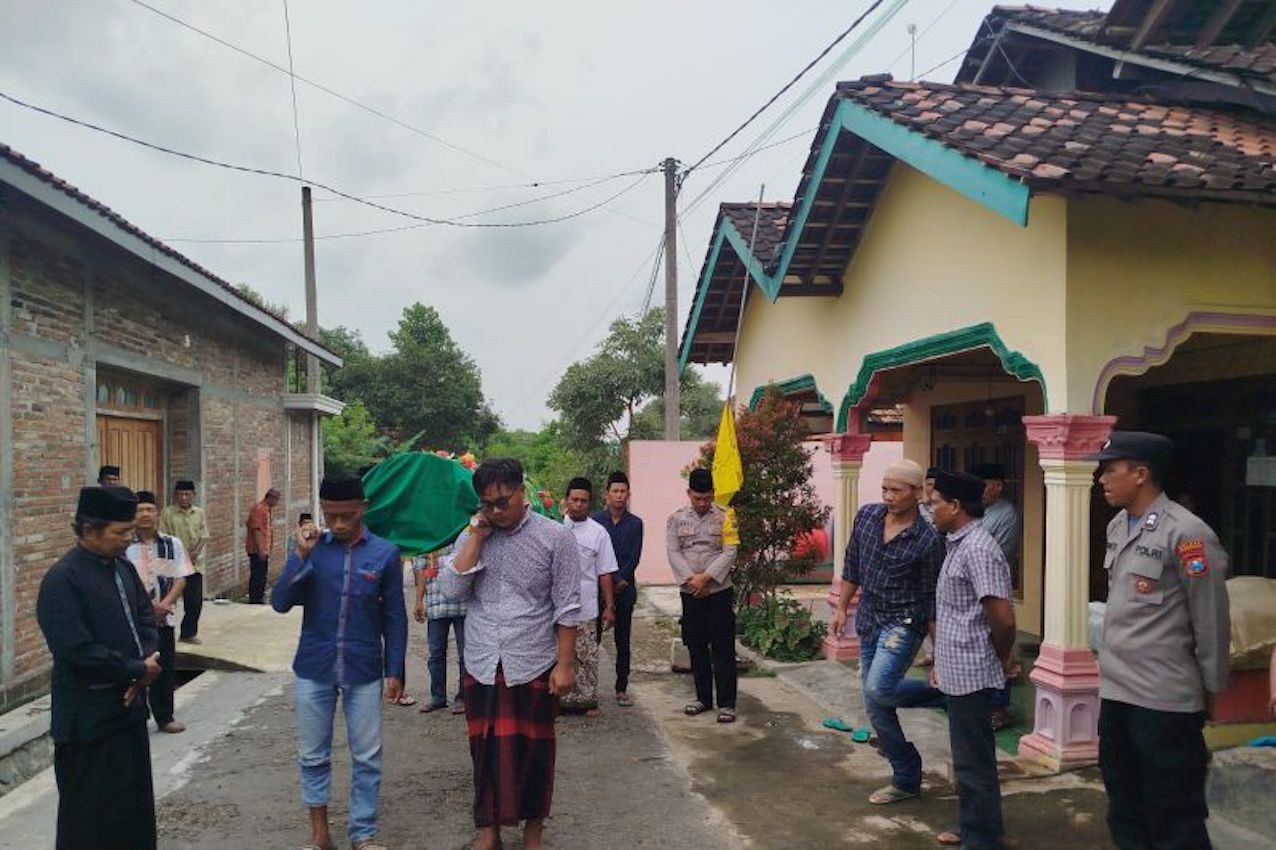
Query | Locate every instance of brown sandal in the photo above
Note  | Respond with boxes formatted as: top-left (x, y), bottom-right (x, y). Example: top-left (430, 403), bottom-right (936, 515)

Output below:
top-left (936, 831), bottom-right (961, 846)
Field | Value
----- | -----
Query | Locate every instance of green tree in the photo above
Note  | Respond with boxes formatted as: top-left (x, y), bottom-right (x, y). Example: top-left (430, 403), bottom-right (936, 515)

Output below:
top-left (321, 400), bottom-right (383, 477)
top-left (549, 307), bottom-right (722, 447)
top-left (329, 304), bottom-right (500, 451)
top-left (631, 369), bottom-right (723, 441)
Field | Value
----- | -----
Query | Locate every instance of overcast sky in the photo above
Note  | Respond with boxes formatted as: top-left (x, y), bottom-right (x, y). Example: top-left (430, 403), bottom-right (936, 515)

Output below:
top-left (1, 0), bottom-right (1107, 430)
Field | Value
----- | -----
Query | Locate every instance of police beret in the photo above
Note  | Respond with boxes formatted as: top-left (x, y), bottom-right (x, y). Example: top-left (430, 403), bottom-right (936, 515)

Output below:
top-left (135, 491), bottom-right (157, 505)
top-left (688, 468), bottom-right (714, 493)
top-left (1095, 431), bottom-right (1174, 466)
top-left (970, 463), bottom-right (1006, 481)
top-left (174, 480), bottom-right (196, 492)
top-left (933, 471), bottom-right (985, 508)
top-left (319, 476), bottom-right (365, 502)
top-left (77, 485), bottom-right (139, 521)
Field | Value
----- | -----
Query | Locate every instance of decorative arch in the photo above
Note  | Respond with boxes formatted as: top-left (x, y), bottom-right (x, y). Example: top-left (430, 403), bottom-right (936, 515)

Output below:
top-left (835, 322), bottom-right (1047, 431)
top-left (747, 374), bottom-right (833, 413)
top-left (1090, 309), bottom-right (1276, 414)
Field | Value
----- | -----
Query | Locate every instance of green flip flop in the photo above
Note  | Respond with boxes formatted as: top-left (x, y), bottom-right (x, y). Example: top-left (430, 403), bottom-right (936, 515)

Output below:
top-left (851, 727), bottom-right (871, 743)
top-left (821, 717), bottom-right (854, 732)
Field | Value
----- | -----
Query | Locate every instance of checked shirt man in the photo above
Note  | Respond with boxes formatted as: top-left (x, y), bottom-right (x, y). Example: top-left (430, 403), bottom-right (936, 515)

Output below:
top-left (831, 459), bottom-right (945, 805)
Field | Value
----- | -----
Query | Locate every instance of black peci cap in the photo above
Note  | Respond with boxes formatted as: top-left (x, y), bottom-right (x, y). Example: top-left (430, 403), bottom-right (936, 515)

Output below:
top-left (969, 463), bottom-right (1006, 481)
top-left (319, 476), bottom-right (365, 502)
top-left (933, 471), bottom-right (985, 508)
top-left (77, 486), bottom-right (139, 521)
top-left (1094, 431), bottom-right (1174, 466)
top-left (688, 468), bottom-right (714, 493)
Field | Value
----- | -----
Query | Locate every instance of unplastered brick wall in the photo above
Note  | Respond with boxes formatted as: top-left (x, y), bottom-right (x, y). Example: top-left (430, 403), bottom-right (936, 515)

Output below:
top-left (2, 199), bottom-right (306, 694)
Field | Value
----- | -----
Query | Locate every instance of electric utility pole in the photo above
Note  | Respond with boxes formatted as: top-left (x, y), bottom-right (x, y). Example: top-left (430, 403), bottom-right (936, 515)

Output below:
top-left (662, 157), bottom-right (680, 441)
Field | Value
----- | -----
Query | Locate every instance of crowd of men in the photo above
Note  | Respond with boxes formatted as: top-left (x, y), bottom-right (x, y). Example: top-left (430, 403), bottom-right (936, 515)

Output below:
top-left (34, 432), bottom-right (1256, 850)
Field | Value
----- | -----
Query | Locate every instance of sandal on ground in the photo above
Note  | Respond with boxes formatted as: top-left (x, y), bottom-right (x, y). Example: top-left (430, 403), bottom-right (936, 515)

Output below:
top-left (392, 694), bottom-right (417, 706)
top-left (300, 843), bottom-right (335, 850)
top-left (821, 717), bottom-right (853, 732)
top-left (869, 785), bottom-right (919, 805)
top-left (684, 700), bottom-right (709, 716)
top-left (616, 691), bottom-right (634, 707)
top-left (851, 727), bottom-right (871, 743)
top-left (716, 707), bottom-right (736, 723)
top-left (419, 701), bottom-right (448, 713)
top-left (936, 831), bottom-right (961, 846)
top-left (351, 841), bottom-right (386, 850)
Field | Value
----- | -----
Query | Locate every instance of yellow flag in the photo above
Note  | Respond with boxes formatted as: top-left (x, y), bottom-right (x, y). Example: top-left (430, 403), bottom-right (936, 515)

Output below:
top-left (722, 506), bottom-right (740, 546)
top-left (712, 402), bottom-right (743, 508)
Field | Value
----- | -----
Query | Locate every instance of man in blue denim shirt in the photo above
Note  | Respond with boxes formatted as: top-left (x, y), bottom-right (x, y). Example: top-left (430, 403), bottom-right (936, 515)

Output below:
top-left (831, 459), bottom-right (945, 806)
top-left (271, 476), bottom-right (408, 850)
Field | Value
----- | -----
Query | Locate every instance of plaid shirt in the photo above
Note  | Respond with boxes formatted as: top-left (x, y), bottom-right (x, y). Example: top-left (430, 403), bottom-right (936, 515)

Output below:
top-left (934, 521), bottom-right (1014, 696)
top-left (412, 554), bottom-right (467, 620)
top-left (843, 504), bottom-right (944, 637)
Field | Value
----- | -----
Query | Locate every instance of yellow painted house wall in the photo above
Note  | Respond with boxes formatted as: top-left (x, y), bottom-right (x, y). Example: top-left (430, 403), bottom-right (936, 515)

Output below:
top-left (1065, 196), bottom-right (1276, 414)
top-left (734, 163), bottom-right (1070, 415)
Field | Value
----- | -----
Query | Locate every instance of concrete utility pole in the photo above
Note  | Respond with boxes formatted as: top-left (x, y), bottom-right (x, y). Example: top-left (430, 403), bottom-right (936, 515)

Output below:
top-left (301, 186), bottom-right (321, 506)
top-left (662, 157), bottom-right (680, 441)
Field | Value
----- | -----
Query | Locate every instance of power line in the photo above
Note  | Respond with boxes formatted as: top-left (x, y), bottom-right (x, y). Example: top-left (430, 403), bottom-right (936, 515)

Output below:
top-left (0, 89), bottom-right (654, 229)
top-left (916, 46), bottom-right (968, 81)
top-left (165, 171), bottom-right (652, 243)
top-left (510, 234), bottom-right (665, 416)
top-left (683, 0), bottom-right (889, 177)
top-left (281, 0), bottom-right (304, 180)
top-left (886, 0), bottom-right (960, 75)
top-left (312, 165), bottom-right (658, 204)
top-left (124, 0), bottom-right (521, 176)
top-left (679, 0), bottom-right (908, 219)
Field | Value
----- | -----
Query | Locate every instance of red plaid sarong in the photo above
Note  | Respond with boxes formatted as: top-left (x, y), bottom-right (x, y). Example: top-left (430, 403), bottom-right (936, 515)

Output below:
top-left (464, 666), bottom-right (558, 827)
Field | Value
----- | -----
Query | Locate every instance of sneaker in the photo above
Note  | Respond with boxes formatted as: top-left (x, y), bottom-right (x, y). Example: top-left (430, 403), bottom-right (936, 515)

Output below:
top-left (159, 721), bottom-right (186, 734)
top-left (450, 699), bottom-right (466, 715)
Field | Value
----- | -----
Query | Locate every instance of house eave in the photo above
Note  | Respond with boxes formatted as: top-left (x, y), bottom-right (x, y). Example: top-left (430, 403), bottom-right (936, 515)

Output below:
top-left (0, 157), bottom-right (342, 367)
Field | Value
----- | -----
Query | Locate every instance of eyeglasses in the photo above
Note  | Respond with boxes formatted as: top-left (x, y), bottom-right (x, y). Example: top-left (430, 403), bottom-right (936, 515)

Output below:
top-left (479, 492), bottom-right (519, 512)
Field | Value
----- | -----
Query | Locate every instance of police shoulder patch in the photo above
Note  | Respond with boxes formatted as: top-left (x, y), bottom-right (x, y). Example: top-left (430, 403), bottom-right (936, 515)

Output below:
top-left (1176, 539), bottom-right (1209, 578)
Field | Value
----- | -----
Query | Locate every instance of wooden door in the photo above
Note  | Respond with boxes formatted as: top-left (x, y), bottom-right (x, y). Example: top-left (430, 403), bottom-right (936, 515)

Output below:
top-left (96, 415), bottom-right (162, 497)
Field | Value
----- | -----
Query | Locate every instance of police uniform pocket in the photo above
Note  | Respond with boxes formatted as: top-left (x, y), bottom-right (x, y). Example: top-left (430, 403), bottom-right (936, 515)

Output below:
top-left (1128, 562), bottom-right (1164, 605)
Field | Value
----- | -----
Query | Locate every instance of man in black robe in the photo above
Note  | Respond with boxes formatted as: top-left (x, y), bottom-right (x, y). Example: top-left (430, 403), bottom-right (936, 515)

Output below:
top-left (37, 485), bottom-right (162, 850)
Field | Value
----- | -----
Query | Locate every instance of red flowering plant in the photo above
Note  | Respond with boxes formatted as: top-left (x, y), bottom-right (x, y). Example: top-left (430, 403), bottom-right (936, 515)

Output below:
top-left (693, 389), bottom-right (829, 659)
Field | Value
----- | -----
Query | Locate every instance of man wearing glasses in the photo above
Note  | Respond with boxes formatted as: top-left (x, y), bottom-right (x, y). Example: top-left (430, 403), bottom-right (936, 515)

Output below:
top-left (442, 457), bottom-right (581, 850)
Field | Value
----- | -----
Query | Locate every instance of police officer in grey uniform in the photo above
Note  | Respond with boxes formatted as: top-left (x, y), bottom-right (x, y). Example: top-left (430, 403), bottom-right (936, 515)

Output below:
top-left (667, 468), bottom-right (738, 723)
top-left (1096, 431), bottom-right (1230, 850)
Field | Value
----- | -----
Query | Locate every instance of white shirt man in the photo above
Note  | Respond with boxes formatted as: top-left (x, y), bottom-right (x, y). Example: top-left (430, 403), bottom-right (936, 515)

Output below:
top-left (560, 478), bottom-right (618, 713)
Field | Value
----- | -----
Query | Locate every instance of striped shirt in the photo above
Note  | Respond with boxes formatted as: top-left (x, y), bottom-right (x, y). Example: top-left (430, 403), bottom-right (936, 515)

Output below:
top-left (934, 521), bottom-right (1013, 696)
top-left (441, 508), bottom-right (582, 686)
top-left (843, 504), bottom-right (944, 637)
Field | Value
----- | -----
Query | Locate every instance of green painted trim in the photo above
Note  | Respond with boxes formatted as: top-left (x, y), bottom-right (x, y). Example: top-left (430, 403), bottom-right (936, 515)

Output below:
top-left (678, 226), bottom-right (728, 374)
top-left (840, 102), bottom-right (1031, 228)
top-left (678, 216), bottom-right (783, 374)
top-left (835, 322), bottom-right (1046, 431)
top-left (748, 374), bottom-right (833, 413)
top-left (681, 97), bottom-right (1033, 372)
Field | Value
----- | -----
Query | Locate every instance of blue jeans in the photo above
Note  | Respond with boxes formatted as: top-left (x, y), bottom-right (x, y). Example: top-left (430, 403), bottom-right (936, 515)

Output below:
top-left (426, 616), bottom-right (466, 707)
top-left (860, 625), bottom-right (946, 794)
top-left (293, 677), bottom-right (383, 843)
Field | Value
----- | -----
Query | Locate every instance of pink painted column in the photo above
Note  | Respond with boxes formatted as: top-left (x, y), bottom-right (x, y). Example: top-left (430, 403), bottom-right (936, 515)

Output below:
top-left (820, 433), bottom-right (873, 661)
top-left (1017, 414), bottom-right (1116, 772)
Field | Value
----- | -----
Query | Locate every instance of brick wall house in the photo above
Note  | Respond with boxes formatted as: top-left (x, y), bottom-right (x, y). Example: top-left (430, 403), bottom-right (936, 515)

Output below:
top-left (0, 145), bottom-right (343, 710)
